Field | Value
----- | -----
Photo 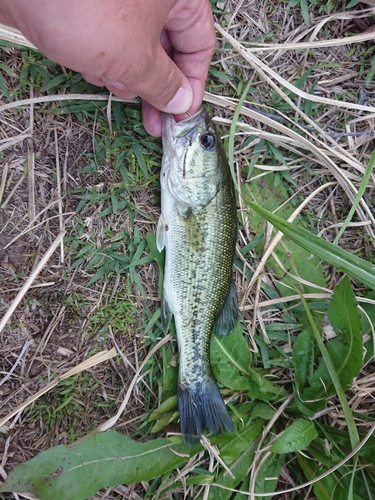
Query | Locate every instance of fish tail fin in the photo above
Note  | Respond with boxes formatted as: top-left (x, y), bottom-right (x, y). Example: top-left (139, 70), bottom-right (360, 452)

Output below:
top-left (178, 380), bottom-right (234, 445)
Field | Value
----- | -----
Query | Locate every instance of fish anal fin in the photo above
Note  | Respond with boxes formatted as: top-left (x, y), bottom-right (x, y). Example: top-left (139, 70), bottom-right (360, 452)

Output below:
top-left (178, 379), bottom-right (234, 445)
top-left (213, 283), bottom-right (238, 336)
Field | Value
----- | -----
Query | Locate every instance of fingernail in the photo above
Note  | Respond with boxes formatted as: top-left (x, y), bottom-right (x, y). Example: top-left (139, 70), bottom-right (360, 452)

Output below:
top-left (102, 78), bottom-right (126, 90)
top-left (166, 86), bottom-right (193, 114)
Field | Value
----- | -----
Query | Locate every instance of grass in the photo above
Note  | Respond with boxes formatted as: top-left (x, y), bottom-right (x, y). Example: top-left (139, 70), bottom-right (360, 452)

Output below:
top-left (1, 1), bottom-right (375, 499)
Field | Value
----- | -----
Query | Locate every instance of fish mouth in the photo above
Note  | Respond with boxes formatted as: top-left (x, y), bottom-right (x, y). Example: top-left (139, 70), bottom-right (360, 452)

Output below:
top-left (162, 107), bottom-right (207, 144)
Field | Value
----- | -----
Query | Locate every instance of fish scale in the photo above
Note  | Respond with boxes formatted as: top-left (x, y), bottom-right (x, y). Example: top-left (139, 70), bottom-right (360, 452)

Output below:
top-left (157, 107), bottom-right (238, 444)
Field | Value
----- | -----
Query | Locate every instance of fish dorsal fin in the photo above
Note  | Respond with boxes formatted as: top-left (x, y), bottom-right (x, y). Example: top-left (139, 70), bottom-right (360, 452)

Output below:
top-left (156, 214), bottom-right (167, 251)
top-left (212, 283), bottom-right (238, 336)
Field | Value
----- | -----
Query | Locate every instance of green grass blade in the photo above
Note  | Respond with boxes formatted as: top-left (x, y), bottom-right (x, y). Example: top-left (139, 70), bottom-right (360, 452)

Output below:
top-left (228, 77), bottom-right (254, 192)
top-left (40, 73), bottom-right (68, 92)
top-left (132, 141), bottom-right (148, 178)
top-left (334, 150), bottom-right (375, 244)
top-left (293, 328), bottom-right (314, 392)
top-left (301, 295), bottom-right (359, 449)
top-left (246, 201), bottom-right (375, 290)
top-left (242, 176), bottom-right (326, 298)
top-left (0, 71), bottom-right (12, 102)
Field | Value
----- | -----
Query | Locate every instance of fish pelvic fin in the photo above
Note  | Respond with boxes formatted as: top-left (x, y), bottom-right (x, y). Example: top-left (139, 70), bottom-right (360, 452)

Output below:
top-left (178, 379), bottom-right (234, 445)
top-left (212, 282), bottom-right (238, 336)
top-left (156, 214), bottom-right (167, 251)
top-left (161, 295), bottom-right (172, 333)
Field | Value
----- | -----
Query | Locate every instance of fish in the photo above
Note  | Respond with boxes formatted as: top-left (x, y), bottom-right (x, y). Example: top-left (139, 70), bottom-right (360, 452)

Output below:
top-left (156, 106), bottom-right (238, 445)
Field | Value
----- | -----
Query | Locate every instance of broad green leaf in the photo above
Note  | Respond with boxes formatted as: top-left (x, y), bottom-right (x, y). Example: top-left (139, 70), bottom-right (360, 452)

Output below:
top-left (86, 266), bottom-right (107, 285)
top-left (297, 451), bottom-right (367, 500)
top-left (346, 0), bottom-right (360, 8)
top-left (245, 200), bottom-right (375, 291)
top-left (294, 65), bottom-right (315, 91)
top-left (242, 177), bottom-right (326, 326)
top-left (299, 0), bottom-right (310, 26)
top-left (360, 291), bottom-right (375, 338)
top-left (327, 276), bottom-right (363, 385)
top-left (0, 432), bottom-right (201, 500)
top-left (301, 295), bottom-right (360, 450)
top-left (246, 367), bottom-right (288, 402)
top-left (307, 438), bottom-right (340, 468)
top-left (301, 278), bottom-right (362, 408)
top-left (161, 473), bottom-right (214, 496)
top-left (159, 351), bottom-right (179, 403)
top-left (300, 349), bottom-right (339, 405)
top-left (0, 62), bottom-right (16, 76)
top-left (208, 420), bottom-right (264, 500)
top-left (150, 410), bottom-right (179, 433)
top-left (210, 327), bottom-right (287, 400)
top-left (112, 100), bottom-right (123, 130)
top-left (271, 419), bottom-right (318, 453)
top-left (297, 452), bottom-right (339, 500)
top-left (210, 325), bottom-right (252, 390)
top-left (293, 327), bottom-right (314, 392)
top-left (149, 395), bottom-right (177, 422)
top-left (251, 403), bottom-right (276, 421)
top-left (329, 276), bottom-right (362, 336)
top-left (323, 421), bottom-right (375, 449)
top-left (208, 67), bottom-right (234, 81)
top-left (254, 453), bottom-right (282, 495)
top-left (357, 442), bottom-right (375, 467)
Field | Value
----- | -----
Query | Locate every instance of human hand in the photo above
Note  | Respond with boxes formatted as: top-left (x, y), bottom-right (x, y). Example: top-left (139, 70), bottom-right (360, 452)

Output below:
top-left (0, 0), bottom-right (215, 136)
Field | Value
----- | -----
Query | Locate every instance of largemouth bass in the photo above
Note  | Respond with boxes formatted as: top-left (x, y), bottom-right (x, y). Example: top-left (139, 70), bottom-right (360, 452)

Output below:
top-left (156, 107), bottom-right (238, 444)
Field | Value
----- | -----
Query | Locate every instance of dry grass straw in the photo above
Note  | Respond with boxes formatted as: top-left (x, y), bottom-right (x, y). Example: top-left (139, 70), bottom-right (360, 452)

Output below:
top-left (0, 347), bottom-right (117, 430)
top-left (206, 7), bottom-right (375, 497)
top-left (207, 95), bottom-right (375, 231)
top-left (242, 8), bottom-right (375, 51)
top-left (207, 420), bottom-right (375, 498)
top-left (0, 31), bottom-right (141, 466)
top-left (242, 181), bottom-right (337, 299)
top-left (0, 231), bottom-right (65, 334)
top-left (0, 24), bottom-right (35, 49)
top-left (207, 12), bottom-right (375, 340)
top-left (0, 92), bottom-right (136, 113)
top-left (74, 333), bottom-right (173, 442)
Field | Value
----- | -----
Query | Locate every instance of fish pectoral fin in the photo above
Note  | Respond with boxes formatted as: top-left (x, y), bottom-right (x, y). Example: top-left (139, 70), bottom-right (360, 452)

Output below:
top-left (180, 211), bottom-right (204, 251)
top-left (156, 214), bottom-right (167, 251)
top-left (161, 295), bottom-right (173, 333)
top-left (212, 282), bottom-right (238, 336)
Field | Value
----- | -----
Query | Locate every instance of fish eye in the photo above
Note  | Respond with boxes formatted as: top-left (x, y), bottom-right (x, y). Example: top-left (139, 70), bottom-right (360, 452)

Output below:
top-left (200, 133), bottom-right (216, 150)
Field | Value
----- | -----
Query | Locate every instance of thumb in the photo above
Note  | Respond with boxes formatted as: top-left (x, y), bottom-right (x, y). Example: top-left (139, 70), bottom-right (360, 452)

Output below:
top-left (126, 43), bottom-right (194, 114)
